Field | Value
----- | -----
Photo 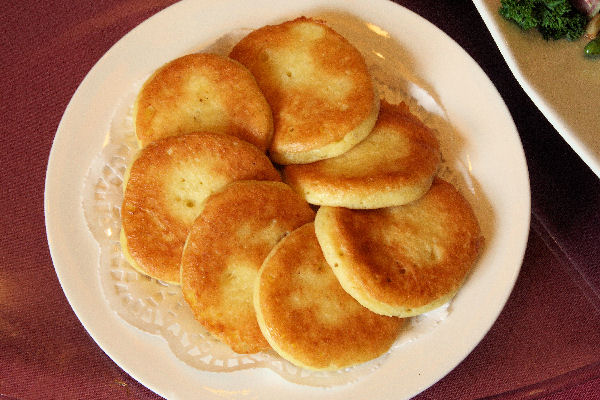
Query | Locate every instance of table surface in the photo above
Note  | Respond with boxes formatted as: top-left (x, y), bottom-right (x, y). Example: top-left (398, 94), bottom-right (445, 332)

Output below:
top-left (1, 0), bottom-right (599, 399)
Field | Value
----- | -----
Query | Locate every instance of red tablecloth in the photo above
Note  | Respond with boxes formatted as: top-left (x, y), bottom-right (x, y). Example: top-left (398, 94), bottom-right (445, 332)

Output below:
top-left (1, 1), bottom-right (599, 399)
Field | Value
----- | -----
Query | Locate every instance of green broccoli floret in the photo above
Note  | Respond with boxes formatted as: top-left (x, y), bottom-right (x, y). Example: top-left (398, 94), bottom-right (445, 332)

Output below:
top-left (499, 0), bottom-right (587, 40)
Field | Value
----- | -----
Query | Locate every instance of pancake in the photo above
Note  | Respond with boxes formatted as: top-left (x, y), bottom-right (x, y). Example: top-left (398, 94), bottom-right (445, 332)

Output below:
top-left (120, 133), bottom-right (281, 284)
top-left (180, 180), bottom-right (315, 354)
top-left (134, 52), bottom-right (273, 150)
top-left (284, 101), bottom-right (441, 208)
top-left (229, 17), bottom-right (379, 165)
top-left (254, 223), bottom-right (403, 370)
top-left (314, 178), bottom-right (484, 317)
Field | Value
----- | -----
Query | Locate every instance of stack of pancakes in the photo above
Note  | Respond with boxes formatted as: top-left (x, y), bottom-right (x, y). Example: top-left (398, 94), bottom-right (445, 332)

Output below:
top-left (120, 17), bottom-right (484, 371)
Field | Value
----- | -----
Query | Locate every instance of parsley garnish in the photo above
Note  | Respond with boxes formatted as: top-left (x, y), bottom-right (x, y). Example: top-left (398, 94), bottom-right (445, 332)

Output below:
top-left (499, 0), bottom-right (587, 40)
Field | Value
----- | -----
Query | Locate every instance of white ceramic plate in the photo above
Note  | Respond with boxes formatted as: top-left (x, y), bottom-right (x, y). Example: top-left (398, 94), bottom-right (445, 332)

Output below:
top-left (45, 0), bottom-right (531, 399)
top-left (473, 0), bottom-right (600, 178)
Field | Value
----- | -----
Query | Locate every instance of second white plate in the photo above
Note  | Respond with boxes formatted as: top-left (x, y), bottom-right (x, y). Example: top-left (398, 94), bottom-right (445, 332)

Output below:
top-left (473, 0), bottom-right (600, 178)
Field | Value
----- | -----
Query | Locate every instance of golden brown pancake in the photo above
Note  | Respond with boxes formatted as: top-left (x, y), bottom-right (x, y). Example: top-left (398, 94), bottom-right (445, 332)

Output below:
top-left (180, 180), bottom-right (315, 354)
top-left (254, 223), bottom-right (403, 370)
top-left (134, 53), bottom-right (273, 150)
top-left (120, 133), bottom-right (281, 284)
top-left (315, 178), bottom-right (484, 317)
top-left (230, 17), bottom-right (379, 164)
top-left (284, 101), bottom-right (441, 208)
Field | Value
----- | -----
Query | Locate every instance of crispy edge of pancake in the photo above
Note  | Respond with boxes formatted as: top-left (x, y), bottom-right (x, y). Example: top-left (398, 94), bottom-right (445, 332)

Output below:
top-left (254, 223), bottom-right (404, 370)
top-left (283, 101), bottom-right (440, 208)
top-left (269, 92), bottom-right (379, 165)
top-left (179, 180), bottom-right (315, 354)
top-left (120, 132), bottom-right (281, 284)
top-left (120, 139), bottom-right (183, 285)
top-left (119, 152), bottom-right (163, 282)
top-left (314, 178), bottom-right (484, 317)
top-left (230, 17), bottom-right (380, 165)
top-left (133, 52), bottom-right (274, 150)
top-left (119, 229), bottom-right (181, 284)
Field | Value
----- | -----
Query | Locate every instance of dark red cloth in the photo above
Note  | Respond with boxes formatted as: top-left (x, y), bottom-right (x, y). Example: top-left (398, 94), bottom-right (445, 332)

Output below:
top-left (1, 1), bottom-right (598, 399)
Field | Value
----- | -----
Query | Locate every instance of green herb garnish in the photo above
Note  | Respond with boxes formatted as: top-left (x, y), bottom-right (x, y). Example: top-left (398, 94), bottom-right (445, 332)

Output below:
top-left (499, 0), bottom-right (587, 40)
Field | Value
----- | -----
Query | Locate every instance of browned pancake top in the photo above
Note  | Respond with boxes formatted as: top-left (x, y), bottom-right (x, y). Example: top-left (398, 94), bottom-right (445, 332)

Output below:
top-left (255, 223), bottom-right (403, 370)
top-left (283, 101), bottom-right (441, 207)
top-left (180, 181), bottom-right (314, 353)
top-left (135, 53), bottom-right (273, 150)
top-left (316, 178), bottom-right (483, 314)
top-left (121, 133), bottom-right (280, 283)
top-left (230, 17), bottom-right (377, 161)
